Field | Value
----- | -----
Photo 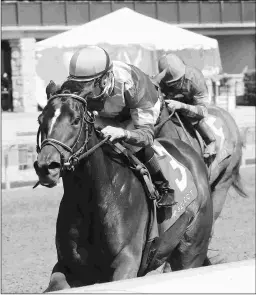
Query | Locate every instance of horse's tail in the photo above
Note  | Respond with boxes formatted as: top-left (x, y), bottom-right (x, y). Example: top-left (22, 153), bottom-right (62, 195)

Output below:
top-left (231, 153), bottom-right (248, 198)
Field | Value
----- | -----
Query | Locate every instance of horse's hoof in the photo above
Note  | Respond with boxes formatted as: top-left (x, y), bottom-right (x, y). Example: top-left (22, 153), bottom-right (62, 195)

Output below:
top-left (163, 262), bottom-right (172, 273)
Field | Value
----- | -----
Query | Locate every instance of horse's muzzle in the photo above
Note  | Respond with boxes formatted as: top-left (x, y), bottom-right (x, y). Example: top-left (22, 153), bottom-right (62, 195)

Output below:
top-left (34, 160), bottom-right (61, 188)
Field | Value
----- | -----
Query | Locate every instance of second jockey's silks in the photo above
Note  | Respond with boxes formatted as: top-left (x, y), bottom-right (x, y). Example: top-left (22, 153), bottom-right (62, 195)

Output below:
top-left (158, 65), bottom-right (209, 121)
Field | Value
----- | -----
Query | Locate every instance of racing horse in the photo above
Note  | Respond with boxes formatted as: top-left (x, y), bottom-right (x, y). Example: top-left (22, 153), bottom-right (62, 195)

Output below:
top-left (155, 104), bottom-right (247, 224)
top-left (34, 80), bottom-right (213, 292)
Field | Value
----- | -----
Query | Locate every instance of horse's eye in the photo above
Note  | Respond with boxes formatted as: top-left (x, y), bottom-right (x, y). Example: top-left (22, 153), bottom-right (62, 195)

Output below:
top-left (72, 117), bottom-right (80, 126)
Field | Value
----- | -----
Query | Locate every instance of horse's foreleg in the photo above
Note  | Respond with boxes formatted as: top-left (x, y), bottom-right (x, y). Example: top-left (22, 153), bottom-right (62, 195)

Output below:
top-left (202, 256), bottom-right (212, 266)
top-left (111, 246), bottom-right (141, 281)
top-left (43, 262), bottom-right (71, 293)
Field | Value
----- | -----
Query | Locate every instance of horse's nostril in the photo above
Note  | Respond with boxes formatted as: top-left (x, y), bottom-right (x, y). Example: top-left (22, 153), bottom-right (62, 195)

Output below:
top-left (48, 161), bottom-right (61, 170)
top-left (34, 161), bottom-right (50, 175)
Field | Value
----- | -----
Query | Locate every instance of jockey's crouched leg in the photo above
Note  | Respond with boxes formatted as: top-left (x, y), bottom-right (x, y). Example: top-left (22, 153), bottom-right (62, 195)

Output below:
top-left (135, 146), bottom-right (177, 207)
top-left (195, 119), bottom-right (217, 162)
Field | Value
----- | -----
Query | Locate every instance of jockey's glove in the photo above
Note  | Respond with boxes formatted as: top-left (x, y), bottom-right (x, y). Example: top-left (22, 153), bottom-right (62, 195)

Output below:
top-left (101, 126), bottom-right (129, 142)
top-left (165, 99), bottom-right (207, 119)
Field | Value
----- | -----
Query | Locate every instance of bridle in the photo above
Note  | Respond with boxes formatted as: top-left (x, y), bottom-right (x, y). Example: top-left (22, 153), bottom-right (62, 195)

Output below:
top-left (36, 93), bottom-right (108, 172)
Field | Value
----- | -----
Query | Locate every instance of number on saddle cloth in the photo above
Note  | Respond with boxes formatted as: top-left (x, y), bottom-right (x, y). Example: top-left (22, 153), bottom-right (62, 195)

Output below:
top-left (205, 116), bottom-right (225, 151)
top-left (204, 115), bottom-right (233, 163)
top-left (152, 141), bottom-right (197, 228)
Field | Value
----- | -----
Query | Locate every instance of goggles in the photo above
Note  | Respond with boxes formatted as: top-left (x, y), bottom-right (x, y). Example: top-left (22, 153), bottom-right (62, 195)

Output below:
top-left (87, 71), bottom-right (114, 102)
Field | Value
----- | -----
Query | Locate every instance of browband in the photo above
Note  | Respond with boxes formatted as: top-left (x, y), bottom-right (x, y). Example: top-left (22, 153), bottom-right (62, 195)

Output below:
top-left (47, 93), bottom-right (87, 106)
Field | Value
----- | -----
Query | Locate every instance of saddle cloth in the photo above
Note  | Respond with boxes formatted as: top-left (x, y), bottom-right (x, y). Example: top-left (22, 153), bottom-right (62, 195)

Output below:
top-left (152, 141), bottom-right (197, 230)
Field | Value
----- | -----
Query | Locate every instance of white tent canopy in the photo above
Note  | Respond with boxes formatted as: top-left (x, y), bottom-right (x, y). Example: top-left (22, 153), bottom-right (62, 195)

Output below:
top-left (35, 8), bottom-right (222, 108)
top-left (37, 7), bottom-right (219, 52)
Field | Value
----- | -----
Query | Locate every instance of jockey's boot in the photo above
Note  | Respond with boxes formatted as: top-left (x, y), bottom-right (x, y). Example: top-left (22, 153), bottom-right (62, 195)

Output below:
top-left (196, 119), bottom-right (217, 161)
top-left (145, 154), bottom-right (177, 207)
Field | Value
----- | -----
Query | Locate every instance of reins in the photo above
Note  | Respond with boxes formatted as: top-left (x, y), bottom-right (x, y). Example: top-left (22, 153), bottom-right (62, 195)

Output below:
top-left (36, 94), bottom-right (181, 173)
top-left (34, 92), bottom-right (192, 189)
top-left (64, 132), bottom-right (110, 165)
top-left (154, 109), bottom-right (175, 136)
top-left (174, 112), bottom-right (194, 146)
top-left (154, 103), bottom-right (193, 147)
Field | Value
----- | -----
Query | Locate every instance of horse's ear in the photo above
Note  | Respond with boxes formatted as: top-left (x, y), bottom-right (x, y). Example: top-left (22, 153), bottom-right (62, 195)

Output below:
top-left (46, 80), bottom-right (60, 100)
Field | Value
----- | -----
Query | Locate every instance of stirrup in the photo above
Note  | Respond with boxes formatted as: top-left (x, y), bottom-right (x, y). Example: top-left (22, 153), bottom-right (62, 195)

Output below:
top-left (204, 142), bottom-right (217, 159)
top-left (156, 185), bottom-right (177, 207)
top-left (156, 195), bottom-right (177, 208)
top-left (204, 152), bottom-right (217, 159)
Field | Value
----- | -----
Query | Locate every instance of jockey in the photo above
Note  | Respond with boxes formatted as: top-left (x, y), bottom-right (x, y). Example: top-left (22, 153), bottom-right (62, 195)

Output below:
top-left (154, 53), bottom-right (216, 160)
top-left (67, 45), bottom-right (176, 207)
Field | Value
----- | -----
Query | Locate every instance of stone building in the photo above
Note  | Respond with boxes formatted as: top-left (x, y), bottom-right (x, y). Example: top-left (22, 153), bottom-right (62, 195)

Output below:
top-left (1, 0), bottom-right (256, 112)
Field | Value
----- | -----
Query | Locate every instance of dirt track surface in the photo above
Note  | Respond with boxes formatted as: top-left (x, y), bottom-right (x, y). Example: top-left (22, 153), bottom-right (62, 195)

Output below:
top-left (2, 167), bottom-right (255, 293)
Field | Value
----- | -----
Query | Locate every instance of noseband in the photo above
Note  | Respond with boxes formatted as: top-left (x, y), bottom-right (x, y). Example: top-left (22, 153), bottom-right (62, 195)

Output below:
top-left (36, 93), bottom-right (102, 171)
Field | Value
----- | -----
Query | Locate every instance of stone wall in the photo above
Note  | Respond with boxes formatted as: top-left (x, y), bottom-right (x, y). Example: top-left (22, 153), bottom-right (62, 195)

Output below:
top-left (10, 38), bottom-right (37, 112)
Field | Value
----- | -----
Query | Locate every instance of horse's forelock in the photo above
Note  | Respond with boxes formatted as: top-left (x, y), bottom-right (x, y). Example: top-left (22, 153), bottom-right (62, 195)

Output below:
top-left (61, 80), bottom-right (81, 93)
top-left (45, 80), bottom-right (92, 117)
top-left (61, 80), bottom-right (93, 96)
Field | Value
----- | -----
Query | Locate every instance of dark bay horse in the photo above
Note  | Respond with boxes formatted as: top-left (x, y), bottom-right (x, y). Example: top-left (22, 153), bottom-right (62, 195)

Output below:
top-left (156, 105), bottom-right (247, 224)
top-left (34, 81), bottom-right (213, 292)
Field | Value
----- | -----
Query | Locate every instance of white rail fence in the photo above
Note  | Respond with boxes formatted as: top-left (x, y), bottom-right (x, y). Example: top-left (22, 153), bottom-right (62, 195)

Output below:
top-left (1, 139), bottom-right (38, 189)
top-left (50, 259), bottom-right (255, 293)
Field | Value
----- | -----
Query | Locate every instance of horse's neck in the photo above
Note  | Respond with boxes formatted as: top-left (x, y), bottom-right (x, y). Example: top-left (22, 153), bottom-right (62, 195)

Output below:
top-left (82, 132), bottom-right (129, 205)
top-left (85, 132), bottom-right (113, 182)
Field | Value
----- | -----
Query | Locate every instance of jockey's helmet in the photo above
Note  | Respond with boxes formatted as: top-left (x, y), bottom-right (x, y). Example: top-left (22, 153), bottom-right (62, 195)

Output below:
top-left (68, 46), bottom-right (114, 105)
top-left (157, 53), bottom-right (186, 85)
top-left (68, 45), bottom-right (112, 81)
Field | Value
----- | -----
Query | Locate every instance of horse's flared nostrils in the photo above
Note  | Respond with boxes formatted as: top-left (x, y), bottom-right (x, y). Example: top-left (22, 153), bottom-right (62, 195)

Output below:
top-left (37, 145), bottom-right (62, 167)
top-left (34, 145), bottom-right (62, 186)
